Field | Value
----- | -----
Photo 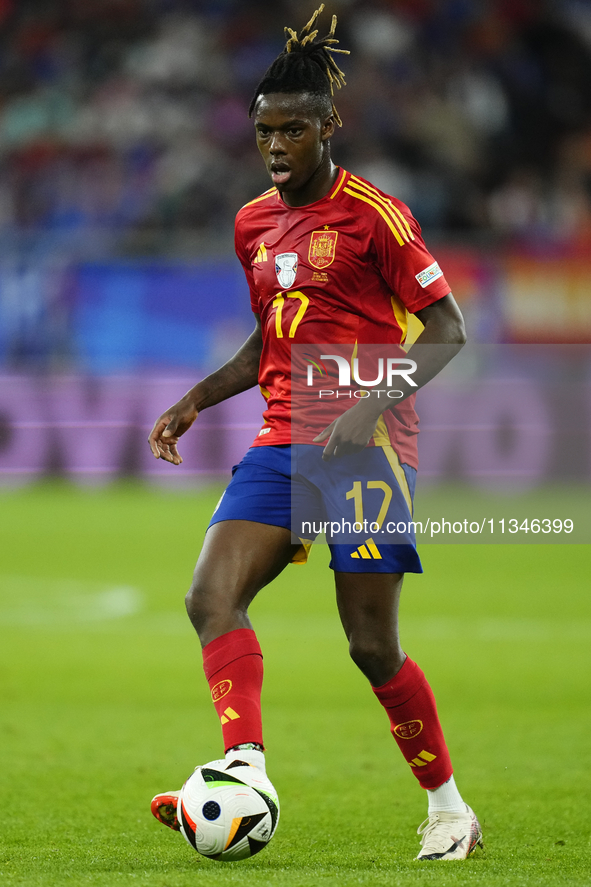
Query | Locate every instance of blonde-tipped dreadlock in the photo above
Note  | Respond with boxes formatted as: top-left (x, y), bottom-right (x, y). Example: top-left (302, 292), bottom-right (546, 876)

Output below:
top-left (248, 4), bottom-right (349, 126)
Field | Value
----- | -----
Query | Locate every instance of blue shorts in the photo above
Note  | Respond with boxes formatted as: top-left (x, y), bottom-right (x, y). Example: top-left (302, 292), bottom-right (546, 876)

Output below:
top-left (209, 445), bottom-right (422, 574)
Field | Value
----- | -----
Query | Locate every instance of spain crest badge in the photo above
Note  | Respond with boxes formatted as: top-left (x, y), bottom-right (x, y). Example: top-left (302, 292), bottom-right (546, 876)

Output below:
top-left (308, 229), bottom-right (338, 270)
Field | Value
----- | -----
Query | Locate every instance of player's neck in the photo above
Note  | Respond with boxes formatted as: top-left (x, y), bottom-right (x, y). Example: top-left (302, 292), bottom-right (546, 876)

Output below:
top-left (281, 159), bottom-right (339, 208)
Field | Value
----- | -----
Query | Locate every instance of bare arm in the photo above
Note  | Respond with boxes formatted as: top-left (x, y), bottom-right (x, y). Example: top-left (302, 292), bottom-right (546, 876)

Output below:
top-left (148, 315), bottom-right (263, 464)
top-left (314, 293), bottom-right (466, 460)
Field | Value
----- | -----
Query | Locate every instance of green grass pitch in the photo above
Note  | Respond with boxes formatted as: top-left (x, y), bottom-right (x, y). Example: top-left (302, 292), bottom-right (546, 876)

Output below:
top-left (1, 481), bottom-right (590, 886)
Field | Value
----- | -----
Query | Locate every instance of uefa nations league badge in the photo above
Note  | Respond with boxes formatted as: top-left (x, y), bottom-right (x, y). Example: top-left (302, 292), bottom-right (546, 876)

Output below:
top-left (275, 252), bottom-right (298, 288)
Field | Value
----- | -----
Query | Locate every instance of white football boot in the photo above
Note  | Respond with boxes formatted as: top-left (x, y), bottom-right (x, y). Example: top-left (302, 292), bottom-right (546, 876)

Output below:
top-left (416, 805), bottom-right (483, 860)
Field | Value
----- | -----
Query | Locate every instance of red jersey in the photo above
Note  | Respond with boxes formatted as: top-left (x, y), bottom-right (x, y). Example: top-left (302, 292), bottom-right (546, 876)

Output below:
top-left (234, 167), bottom-right (451, 469)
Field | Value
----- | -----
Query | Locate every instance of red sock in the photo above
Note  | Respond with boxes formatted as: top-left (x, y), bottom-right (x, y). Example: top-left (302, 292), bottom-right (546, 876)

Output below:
top-left (202, 628), bottom-right (264, 752)
top-left (372, 657), bottom-right (453, 790)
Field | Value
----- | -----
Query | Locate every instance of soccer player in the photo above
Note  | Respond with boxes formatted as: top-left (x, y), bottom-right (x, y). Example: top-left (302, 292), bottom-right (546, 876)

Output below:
top-left (148, 6), bottom-right (482, 861)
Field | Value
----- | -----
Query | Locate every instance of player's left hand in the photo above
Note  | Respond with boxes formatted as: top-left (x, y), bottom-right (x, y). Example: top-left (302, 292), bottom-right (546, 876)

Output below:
top-left (313, 401), bottom-right (382, 461)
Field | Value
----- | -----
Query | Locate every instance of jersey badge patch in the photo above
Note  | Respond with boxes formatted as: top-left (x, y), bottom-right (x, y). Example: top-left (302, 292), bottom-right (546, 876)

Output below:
top-left (275, 252), bottom-right (299, 288)
top-left (308, 230), bottom-right (338, 269)
top-left (415, 261), bottom-right (443, 288)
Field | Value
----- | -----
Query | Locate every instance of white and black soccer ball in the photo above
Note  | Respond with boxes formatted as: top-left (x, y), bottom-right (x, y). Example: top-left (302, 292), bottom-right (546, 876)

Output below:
top-left (177, 758), bottom-right (280, 862)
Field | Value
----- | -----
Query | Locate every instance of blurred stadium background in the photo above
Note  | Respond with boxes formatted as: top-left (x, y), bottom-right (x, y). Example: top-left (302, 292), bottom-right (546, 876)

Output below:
top-left (0, 0), bottom-right (590, 485)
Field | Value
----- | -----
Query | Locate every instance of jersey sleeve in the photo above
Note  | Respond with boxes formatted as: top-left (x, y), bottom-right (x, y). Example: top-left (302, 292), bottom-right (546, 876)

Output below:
top-left (371, 199), bottom-right (452, 314)
top-left (234, 216), bottom-right (259, 314)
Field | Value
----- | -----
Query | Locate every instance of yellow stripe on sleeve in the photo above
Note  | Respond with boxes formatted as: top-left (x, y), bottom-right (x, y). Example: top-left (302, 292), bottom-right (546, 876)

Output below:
top-left (348, 177), bottom-right (410, 243)
top-left (350, 175), bottom-right (415, 241)
top-left (390, 203), bottom-right (414, 240)
top-left (343, 187), bottom-right (405, 247)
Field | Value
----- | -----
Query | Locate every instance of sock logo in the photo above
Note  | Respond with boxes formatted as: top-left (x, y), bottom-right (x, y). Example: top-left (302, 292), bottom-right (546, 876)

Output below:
top-left (211, 680), bottom-right (232, 702)
top-left (410, 749), bottom-right (437, 768)
top-left (220, 707), bottom-right (240, 725)
top-left (393, 719), bottom-right (423, 739)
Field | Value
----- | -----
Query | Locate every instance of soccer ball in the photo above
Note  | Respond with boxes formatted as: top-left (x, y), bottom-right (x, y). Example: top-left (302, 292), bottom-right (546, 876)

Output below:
top-left (177, 758), bottom-right (280, 861)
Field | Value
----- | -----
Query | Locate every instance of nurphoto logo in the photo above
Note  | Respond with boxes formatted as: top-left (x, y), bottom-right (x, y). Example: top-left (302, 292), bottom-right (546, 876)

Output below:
top-left (306, 353), bottom-right (417, 399)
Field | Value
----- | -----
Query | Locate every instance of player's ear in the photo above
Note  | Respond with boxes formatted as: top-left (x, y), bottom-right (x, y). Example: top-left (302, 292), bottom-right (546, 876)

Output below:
top-left (321, 114), bottom-right (336, 141)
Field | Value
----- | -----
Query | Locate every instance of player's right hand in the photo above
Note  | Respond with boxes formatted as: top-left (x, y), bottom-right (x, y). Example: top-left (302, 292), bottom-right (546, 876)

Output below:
top-left (148, 400), bottom-right (199, 465)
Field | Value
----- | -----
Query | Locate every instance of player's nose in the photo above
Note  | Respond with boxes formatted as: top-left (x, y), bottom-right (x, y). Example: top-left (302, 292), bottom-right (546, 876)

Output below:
top-left (269, 133), bottom-right (286, 154)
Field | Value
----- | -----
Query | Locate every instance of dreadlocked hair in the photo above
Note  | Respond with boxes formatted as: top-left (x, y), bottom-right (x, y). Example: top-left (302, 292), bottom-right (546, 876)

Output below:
top-left (248, 4), bottom-right (349, 126)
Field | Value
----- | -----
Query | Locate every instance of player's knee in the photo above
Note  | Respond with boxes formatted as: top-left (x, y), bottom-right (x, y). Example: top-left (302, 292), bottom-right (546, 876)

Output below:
top-left (185, 578), bottom-right (220, 634)
top-left (185, 573), bottom-right (244, 639)
top-left (348, 637), bottom-right (384, 672)
top-left (348, 636), bottom-right (404, 684)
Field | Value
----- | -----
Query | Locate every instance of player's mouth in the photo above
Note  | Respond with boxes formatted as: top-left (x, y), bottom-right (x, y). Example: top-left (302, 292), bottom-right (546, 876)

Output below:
top-left (270, 162), bottom-right (291, 185)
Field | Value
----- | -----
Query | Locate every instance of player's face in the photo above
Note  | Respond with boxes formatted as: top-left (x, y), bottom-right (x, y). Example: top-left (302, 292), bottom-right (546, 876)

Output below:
top-left (254, 93), bottom-right (335, 205)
